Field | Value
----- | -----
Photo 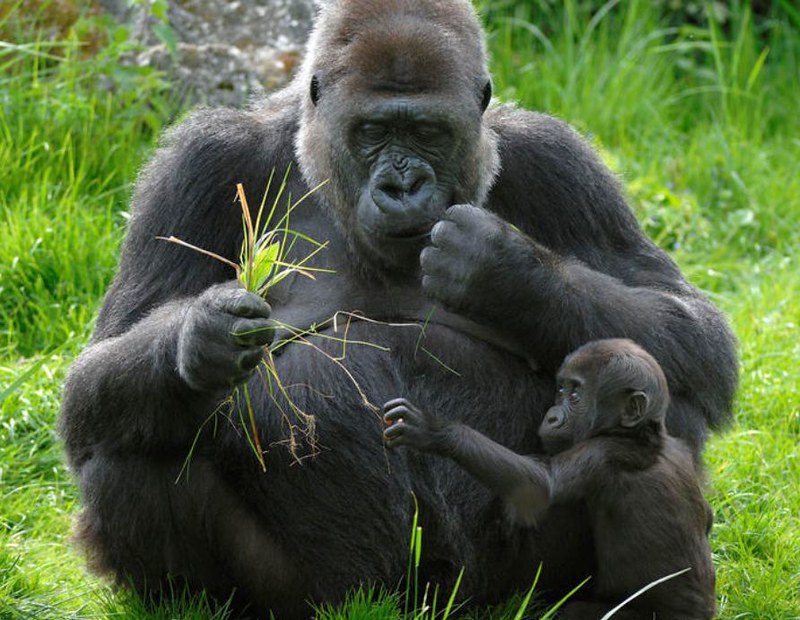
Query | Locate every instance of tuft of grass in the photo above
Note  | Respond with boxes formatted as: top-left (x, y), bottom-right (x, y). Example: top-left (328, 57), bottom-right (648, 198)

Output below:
top-left (161, 169), bottom-right (330, 470)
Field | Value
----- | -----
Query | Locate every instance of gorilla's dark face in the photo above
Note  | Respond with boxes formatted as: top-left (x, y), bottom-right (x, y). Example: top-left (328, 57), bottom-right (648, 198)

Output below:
top-left (538, 339), bottom-right (670, 455)
top-left (539, 359), bottom-right (598, 455)
top-left (350, 97), bottom-right (472, 242)
top-left (296, 0), bottom-right (499, 273)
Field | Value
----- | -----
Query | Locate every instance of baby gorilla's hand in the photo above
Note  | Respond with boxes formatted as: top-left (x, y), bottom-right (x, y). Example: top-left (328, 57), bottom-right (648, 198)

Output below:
top-left (383, 398), bottom-right (448, 453)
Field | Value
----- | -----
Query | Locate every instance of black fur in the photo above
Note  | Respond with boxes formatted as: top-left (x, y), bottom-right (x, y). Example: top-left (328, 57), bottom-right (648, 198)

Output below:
top-left (59, 0), bottom-right (736, 617)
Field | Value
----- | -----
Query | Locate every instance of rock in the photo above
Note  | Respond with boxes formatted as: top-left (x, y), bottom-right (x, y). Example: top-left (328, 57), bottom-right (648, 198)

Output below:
top-left (100, 0), bottom-right (315, 107)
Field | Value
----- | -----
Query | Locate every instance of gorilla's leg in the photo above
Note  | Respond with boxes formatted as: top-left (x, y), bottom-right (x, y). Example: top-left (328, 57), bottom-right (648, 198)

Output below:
top-left (74, 454), bottom-right (305, 616)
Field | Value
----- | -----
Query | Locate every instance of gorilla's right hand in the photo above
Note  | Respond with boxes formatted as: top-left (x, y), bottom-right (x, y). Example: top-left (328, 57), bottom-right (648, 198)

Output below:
top-left (177, 281), bottom-right (274, 392)
top-left (383, 398), bottom-right (451, 453)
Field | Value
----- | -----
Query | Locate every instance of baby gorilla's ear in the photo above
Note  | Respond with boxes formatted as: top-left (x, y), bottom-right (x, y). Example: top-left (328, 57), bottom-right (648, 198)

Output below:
top-left (621, 390), bottom-right (648, 428)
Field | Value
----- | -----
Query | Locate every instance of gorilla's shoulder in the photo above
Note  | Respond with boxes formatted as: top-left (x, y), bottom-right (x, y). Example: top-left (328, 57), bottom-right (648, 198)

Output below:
top-left (483, 104), bottom-right (639, 252)
top-left (485, 104), bottom-right (597, 166)
top-left (157, 91), bottom-right (301, 162)
top-left (131, 89), bottom-right (303, 218)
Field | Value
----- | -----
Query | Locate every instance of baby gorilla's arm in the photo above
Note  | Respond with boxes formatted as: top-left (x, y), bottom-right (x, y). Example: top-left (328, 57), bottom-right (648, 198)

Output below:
top-left (384, 398), bottom-right (551, 526)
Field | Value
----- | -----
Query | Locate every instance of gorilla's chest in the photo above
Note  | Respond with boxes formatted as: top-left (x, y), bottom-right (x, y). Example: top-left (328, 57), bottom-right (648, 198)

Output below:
top-left (266, 320), bottom-right (549, 453)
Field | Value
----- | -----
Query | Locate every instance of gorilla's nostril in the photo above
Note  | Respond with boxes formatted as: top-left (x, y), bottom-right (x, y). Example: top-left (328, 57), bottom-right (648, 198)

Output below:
top-left (383, 185), bottom-right (402, 200)
top-left (410, 177), bottom-right (426, 195)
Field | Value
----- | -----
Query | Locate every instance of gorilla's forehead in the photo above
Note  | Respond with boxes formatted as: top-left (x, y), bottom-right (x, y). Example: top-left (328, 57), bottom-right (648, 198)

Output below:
top-left (314, 0), bottom-right (487, 94)
top-left (346, 29), bottom-right (467, 93)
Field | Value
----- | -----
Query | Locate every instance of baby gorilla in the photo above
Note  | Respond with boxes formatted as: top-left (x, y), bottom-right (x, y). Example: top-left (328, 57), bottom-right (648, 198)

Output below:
top-left (384, 338), bottom-right (716, 620)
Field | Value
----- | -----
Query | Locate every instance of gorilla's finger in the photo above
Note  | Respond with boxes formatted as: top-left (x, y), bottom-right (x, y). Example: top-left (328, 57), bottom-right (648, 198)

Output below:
top-left (384, 426), bottom-right (417, 449)
top-left (236, 349), bottom-right (264, 373)
top-left (429, 220), bottom-right (460, 249)
top-left (231, 318), bottom-right (274, 347)
top-left (422, 274), bottom-right (453, 300)
top-left (383, 420), bottom-right (406, 438)
top-left (385, 426), bottom-right (425, 449)
top-left (383, 398), bottom-right (411, 412)
top-left (444, 204), bottom-right (483, 226)
top-left (383, 405), bottom-right (411, 424)
top-left (421, 247), bottom-right (471, 283)
top-left (384, 434), bottom-right (404, 449)
top-left (420, 246), bottom-right (447, 275)
top-left (222, 289), bottom-right (272, 319)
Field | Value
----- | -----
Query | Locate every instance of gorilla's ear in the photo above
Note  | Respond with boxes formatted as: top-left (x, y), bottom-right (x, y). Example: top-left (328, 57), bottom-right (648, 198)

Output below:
top-left (310, 75), bottom-right (321, 106)
top-left (622, 390), bottom-right (648, 428)
top-left (481, 80), bottom-right (492, 113)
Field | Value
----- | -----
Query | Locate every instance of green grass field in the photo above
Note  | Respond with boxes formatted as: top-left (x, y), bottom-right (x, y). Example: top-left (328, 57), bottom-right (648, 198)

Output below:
top-left (1, 1), bottom-right (798, 618)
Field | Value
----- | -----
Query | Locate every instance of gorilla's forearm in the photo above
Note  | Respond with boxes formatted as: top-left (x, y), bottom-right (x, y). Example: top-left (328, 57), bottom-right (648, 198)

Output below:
top-left (510, 251), bottom-right (736, 429)
top-left (60, 301), bottom-right (222, 466)
top-left (437, 423), bottom-right (551, 505)
top-left (422, 204), bottom-right (737, 434)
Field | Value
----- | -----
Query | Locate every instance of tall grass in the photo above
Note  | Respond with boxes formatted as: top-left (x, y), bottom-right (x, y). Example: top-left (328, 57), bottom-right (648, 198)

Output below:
top-left (1, 1), bottom-right (798, 618)
top-left (0, 10), bottom-right (173, 358)
top-left (482, 0), bottom-right (800, 262)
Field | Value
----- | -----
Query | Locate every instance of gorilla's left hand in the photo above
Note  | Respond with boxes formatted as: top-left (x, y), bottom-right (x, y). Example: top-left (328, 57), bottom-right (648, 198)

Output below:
top-left (421, 204), bottom-right (537, 322)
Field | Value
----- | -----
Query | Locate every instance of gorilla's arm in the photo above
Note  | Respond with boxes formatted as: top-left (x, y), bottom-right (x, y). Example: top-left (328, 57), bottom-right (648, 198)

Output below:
top-left (383, 399), bottom-right (551, 526)
top-left (60, 285), bottom-right (273, 462)
top-left (422, 108), bottom-right (737, 446)
top-left (60, 107), bottom-right (295, 462)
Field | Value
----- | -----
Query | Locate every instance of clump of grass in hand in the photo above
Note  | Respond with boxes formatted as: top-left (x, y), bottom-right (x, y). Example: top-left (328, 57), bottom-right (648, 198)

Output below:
top-left (160, 168), bottom-right (329, 471)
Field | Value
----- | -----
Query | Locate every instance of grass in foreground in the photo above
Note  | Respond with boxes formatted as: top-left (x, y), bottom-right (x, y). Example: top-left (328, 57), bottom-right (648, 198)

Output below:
top-left (1, 1), bottom-right (798, 618)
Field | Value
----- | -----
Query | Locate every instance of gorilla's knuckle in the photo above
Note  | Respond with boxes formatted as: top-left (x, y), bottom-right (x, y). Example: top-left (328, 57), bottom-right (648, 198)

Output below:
top-left (429, 221), bottom-right (447, 244)
top-left (445, 204), bottom-right (472, 219)
top-left (419, 246), bottom-right (434, 269)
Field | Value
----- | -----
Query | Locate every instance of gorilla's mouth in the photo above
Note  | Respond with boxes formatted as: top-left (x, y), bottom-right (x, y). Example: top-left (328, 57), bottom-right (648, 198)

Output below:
top-left (389, 222), bottom-right (435, 240)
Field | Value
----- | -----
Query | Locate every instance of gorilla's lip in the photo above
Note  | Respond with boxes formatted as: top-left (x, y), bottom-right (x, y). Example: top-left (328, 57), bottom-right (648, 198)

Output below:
top-left (387, 222), bottom-right (435, 241)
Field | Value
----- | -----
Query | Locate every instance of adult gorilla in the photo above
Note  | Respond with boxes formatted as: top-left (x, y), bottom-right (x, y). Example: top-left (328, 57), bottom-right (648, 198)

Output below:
top-left (60, 0), bottom-right (736, 617)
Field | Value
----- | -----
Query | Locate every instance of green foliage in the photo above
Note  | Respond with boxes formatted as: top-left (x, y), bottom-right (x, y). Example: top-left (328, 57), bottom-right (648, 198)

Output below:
top-left (0, 3), bottom-right (176, 358)
top-left (1, 1), bottom-right (798, 618)
top-left (481, 0), bottom-right (800, 259)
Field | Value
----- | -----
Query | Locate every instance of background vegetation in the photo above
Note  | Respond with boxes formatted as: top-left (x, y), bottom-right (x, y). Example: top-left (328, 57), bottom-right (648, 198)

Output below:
top-left (1, 0), bottom-right (798, 617)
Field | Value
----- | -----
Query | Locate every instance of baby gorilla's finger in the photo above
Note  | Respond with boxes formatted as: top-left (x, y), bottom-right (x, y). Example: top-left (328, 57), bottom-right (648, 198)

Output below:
top-left (383, 397), bottom-right (411, 412)
top-left (231, 318), bottom-right (274, 347)
top-left (384, 422), bottom-right (414, 449)
top-left (383, 404), bottom-right (411, 425)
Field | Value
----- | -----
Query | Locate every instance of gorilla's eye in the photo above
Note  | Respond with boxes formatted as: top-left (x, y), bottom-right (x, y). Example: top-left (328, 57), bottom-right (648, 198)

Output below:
top-left (357, 123), bottom-right (388, 143)
top-left (414, 124), bottom-right (448, 143)
top-left (480, 80), bottom-right (492, 112)
top-left (310, 75), bottom-right (320, 106)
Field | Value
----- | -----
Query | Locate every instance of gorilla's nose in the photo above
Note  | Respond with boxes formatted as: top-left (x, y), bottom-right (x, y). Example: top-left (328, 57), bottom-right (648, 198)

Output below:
top-left (545, 407), bottom-right (565, 428)
top-left (372, 161), bottom-right (436, 215)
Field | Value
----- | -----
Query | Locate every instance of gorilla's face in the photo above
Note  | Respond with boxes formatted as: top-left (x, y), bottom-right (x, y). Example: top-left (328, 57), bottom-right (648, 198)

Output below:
top-left (296, 0), bottom-right (499, 274)
top-left (344, 88), bottom-right (492, 265)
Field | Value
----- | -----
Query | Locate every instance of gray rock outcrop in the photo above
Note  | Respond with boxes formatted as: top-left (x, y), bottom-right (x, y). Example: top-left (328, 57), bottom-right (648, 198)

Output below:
top-left (100, 0), bottom-right (316, 107)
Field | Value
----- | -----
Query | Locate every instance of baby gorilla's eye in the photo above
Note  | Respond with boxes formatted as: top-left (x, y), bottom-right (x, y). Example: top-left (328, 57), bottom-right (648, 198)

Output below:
top-left (569, 390), bottom-right (581, 405)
